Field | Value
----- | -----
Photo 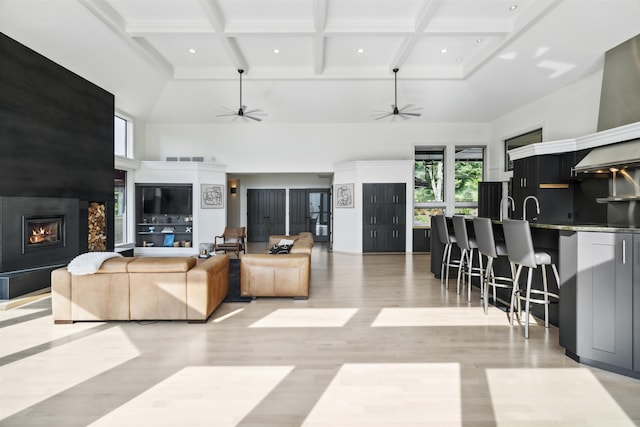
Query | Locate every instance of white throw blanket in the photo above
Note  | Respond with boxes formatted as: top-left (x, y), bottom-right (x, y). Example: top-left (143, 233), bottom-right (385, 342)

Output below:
top-left (67, 252), bottom-right (123, 276)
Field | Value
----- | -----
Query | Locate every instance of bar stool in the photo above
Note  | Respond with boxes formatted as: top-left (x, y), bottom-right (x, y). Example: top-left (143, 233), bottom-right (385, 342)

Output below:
top-left (502, 219), bottom-right (560, 339)
top-left (472, 217), bottom-right (515, 315)
top-left (433, 215), bottom-right (462, 288)
top-left (451, 215), bottom-right (483, 301)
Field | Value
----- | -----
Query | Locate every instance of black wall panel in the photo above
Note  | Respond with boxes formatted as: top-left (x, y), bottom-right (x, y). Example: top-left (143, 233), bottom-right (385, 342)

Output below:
top-left (0, 32), bottom-right (114, 202)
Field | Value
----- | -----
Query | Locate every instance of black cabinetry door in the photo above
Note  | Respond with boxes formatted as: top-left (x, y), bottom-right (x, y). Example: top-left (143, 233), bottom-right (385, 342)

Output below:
top-left (247, 189), bottom-right (286, 242)
top-left (412, 228), bottom-right (431, 252)
top-left (511, 155), bottom-right (573, 223)
top-left (362, 183), bottom-right (406, 252)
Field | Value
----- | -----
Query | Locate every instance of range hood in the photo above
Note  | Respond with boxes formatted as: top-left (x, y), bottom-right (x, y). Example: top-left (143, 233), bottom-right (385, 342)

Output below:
top-left (573, 139), bottom-right (640, 173)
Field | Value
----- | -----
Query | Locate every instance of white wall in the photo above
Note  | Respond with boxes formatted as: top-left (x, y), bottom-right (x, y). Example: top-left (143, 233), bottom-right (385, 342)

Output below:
top-left (143, 122), bottom-right (490, 171)
top-left (487, 70), bottom-right (603, 182)
top-left (333, 160), bottom-right (414, 253)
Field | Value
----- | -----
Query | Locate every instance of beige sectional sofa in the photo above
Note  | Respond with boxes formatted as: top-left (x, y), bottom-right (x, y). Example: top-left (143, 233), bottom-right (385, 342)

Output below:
top-left (240, 232), bottom-right (313, 299)
top-left (51, 255), bottom-right (229, 323)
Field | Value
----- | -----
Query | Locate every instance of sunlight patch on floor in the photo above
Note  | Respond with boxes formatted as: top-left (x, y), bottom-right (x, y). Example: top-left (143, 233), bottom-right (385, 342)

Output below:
top-left (0, 314), bottom-right (102, 358)
top-left (486, 368), bottom-right (635, 426)
top-left (371, 306), bottom-right (511, 327)
top-left (249, 308), bottom-right (358, 328)
top-left (0, 326), bottom-right (140, 420)
top-left (88, 366), bottom-right (294, 427)
top-left (302, 363), bottom-right (462, 427)
top-left (0, 307), bottom-right (48, 321)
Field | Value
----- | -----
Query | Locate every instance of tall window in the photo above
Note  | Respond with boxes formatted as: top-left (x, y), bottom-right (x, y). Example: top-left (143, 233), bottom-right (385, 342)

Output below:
top-left (454, 146), bottom-right (484, 215)
top-left (414, 147), bottom-right (445, 225)
top-left (114, 169), bottom-right (126, 245)
top-left (114, 116), bottom-right (128, 157)
top-left (504, 128), bottom-right (542, 171)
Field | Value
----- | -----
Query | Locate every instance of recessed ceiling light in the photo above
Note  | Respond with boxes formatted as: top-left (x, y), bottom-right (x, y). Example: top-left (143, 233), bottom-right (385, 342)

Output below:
top-left (273, 48), bottom-right (280, 54)
top-left (188, 48), bottom-right (197, 54)
top-left (456, 57), bottom-right (463, 63)
top-left (476, 38), bottom-right (484, 43)
top-left (357, 48), bottom-right (365, 54)
top-left (509, 5), bottom-right (518, 11)
top-left (440, 48), bottom-right (448, 54)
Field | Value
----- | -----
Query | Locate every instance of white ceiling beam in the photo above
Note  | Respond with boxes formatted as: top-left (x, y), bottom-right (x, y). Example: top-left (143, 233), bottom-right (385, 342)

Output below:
top-left (78, 0), bottom-right (173, 75)
top-left (389, 0), bottom-right (444, 72)
top-left (199, 0), bottom-right (248, 73)
top-left (312, 0), bottom-right (328, 75)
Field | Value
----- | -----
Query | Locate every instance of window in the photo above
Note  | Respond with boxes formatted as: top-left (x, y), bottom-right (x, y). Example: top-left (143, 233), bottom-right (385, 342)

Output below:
top-left (414, 147), bottom-right (444, 202)
top-left (414, 147), bottom-right (445, 225)
top-left (454, 146), bottom-right (484, 216)
top-left (504, 128), bottom-right (542, 171)
top-left (114, 169), bottom-right (127, 245)
top-left (413, 145), bottom-right (485, 223)
top-left (114, 115), bottom-right (132, 158)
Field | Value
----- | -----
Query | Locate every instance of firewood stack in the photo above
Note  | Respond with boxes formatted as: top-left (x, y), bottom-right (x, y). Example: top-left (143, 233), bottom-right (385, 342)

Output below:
top-left (88, 202), bottom-right (107, 251)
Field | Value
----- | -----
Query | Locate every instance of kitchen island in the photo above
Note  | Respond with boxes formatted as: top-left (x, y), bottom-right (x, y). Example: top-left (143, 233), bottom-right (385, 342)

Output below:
top-left (430, 218), bottom-right (640, 379)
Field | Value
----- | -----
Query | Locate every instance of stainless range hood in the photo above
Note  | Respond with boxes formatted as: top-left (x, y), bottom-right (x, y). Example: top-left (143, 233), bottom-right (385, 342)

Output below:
top-left (573, 139), bottom-right (640, 173)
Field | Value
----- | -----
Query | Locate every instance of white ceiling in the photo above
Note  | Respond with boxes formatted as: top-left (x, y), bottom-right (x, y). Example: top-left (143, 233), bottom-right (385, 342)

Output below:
top-left (1, 0), bottom-right (639, 124)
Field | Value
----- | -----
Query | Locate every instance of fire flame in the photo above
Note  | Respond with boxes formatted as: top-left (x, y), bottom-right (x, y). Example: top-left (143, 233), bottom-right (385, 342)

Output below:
top-left (29, 226), bottom-right (50, 244)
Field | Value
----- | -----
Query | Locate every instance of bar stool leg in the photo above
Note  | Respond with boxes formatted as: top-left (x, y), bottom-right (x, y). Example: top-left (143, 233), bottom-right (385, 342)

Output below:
top-left (524, 267), bottom-right (534, 339)
top-left (509, 264), bottom-right (523, 325)
top-left (483, 257), bottom-right (493, 314)
top-left (440, 243), bottom-right (449, 286)
top-left (541, 264), bottom-right (549, 328)
top-left (456, 248), bottom-right (467, 295)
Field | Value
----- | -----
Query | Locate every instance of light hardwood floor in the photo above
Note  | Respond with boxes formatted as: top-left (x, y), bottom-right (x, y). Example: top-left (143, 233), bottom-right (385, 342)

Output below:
top-left (1, 244), bottom-right (639, 427)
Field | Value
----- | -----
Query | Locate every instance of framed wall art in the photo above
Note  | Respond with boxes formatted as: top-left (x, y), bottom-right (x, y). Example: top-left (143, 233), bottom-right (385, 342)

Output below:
top-left (201, 184), bottom-right (224, 209)
top-left (334, 183), bottom-right (354, 208)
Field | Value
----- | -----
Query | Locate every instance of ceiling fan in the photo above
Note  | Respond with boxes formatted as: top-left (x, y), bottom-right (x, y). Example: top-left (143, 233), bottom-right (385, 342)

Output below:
top-left (217, 69), bottom-right (267, 122)
top-left (373, 68), bottom-right (422, 121)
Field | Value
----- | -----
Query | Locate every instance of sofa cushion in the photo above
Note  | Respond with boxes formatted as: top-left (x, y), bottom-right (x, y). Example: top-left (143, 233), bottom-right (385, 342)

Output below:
top-left (127, 257), bottom-right (196, 273)
top-left (67, 252), bottom-right (123, 275)
top-left (97, 257), bottom-right (137, 273)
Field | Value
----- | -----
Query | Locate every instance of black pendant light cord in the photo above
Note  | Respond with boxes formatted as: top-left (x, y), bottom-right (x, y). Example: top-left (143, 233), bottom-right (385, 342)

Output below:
top-left (393, 68), bottom-right (399, 115)
top-left (238, 69), bottom-right (244, 116)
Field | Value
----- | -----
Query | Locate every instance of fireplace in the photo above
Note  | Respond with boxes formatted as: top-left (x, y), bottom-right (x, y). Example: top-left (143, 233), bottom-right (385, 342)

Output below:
top-left (1, 197), bottom-right (80, 298)
top-left (24, 216), bottom-right (65, 251)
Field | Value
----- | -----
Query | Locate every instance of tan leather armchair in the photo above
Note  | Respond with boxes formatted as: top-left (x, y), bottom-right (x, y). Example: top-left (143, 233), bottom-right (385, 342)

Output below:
top-left (214, 227), bottom-right (246, 257)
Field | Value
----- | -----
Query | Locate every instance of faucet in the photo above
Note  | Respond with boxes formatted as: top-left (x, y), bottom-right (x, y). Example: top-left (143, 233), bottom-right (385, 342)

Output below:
top-left (523, 195), bottom-right (540, 221)
top-left (500, 196), bottom-right (515, 221)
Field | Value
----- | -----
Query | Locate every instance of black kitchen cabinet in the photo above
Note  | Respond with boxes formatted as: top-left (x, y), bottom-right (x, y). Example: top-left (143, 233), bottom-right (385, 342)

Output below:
top-left (413, 228), bottom-right (431, 252)
top-left (363, 183), bottom-right (406, 252)
top-left (511, 155), bottom-right (573, 223)
top-left (478, 181), bottom-right (503, 219)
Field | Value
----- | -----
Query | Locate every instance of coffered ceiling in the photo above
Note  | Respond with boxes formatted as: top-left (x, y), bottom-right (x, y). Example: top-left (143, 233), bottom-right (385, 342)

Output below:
top-left (1, 0), bottom-right (639, 123)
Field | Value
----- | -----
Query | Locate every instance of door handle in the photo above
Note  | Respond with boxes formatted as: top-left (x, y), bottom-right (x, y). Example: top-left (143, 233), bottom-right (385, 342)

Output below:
top-left (622, 239), bottom-right (626, 264)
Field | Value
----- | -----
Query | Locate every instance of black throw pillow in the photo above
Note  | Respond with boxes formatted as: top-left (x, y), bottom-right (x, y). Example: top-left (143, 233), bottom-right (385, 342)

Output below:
top-left (268, 244), bottom-right (292, 254)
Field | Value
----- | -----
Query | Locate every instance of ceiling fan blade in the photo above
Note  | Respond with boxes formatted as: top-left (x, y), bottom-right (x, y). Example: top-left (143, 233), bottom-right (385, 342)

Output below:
top-left (245, 115), bottom-right (263, 122)
top-left (216, 112), bottom-right (238, 117)
top-left (374, 113), bottom-right (393, 120)
top-left (218, 106), bottom-right (236, 113)
top-left (244, 109), bottom-right (267, 116)
top-left (399, 105), bottom-right (422, 113)
top-left (400, 112), bottom-right (422, 117)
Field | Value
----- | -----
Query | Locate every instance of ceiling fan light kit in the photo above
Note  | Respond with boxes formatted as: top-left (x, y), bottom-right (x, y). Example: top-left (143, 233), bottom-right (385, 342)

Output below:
top-left (217, 69), bottom-right (267, 122)
top-left (373, 68), bottom-right (422, 122)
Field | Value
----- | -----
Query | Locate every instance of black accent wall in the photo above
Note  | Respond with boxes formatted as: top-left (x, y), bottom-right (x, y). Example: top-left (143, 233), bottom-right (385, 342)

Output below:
top-left (0, 31), bottom-right (114, 252)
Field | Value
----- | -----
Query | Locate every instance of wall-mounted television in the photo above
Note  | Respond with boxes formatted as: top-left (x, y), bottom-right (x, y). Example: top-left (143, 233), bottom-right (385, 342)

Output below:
top-left (139, 185), bottom-right (192, 215)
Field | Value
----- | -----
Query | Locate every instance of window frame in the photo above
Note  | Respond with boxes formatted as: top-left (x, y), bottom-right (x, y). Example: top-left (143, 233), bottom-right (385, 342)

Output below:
top-left (504, 128), bottom-right (542, 171)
